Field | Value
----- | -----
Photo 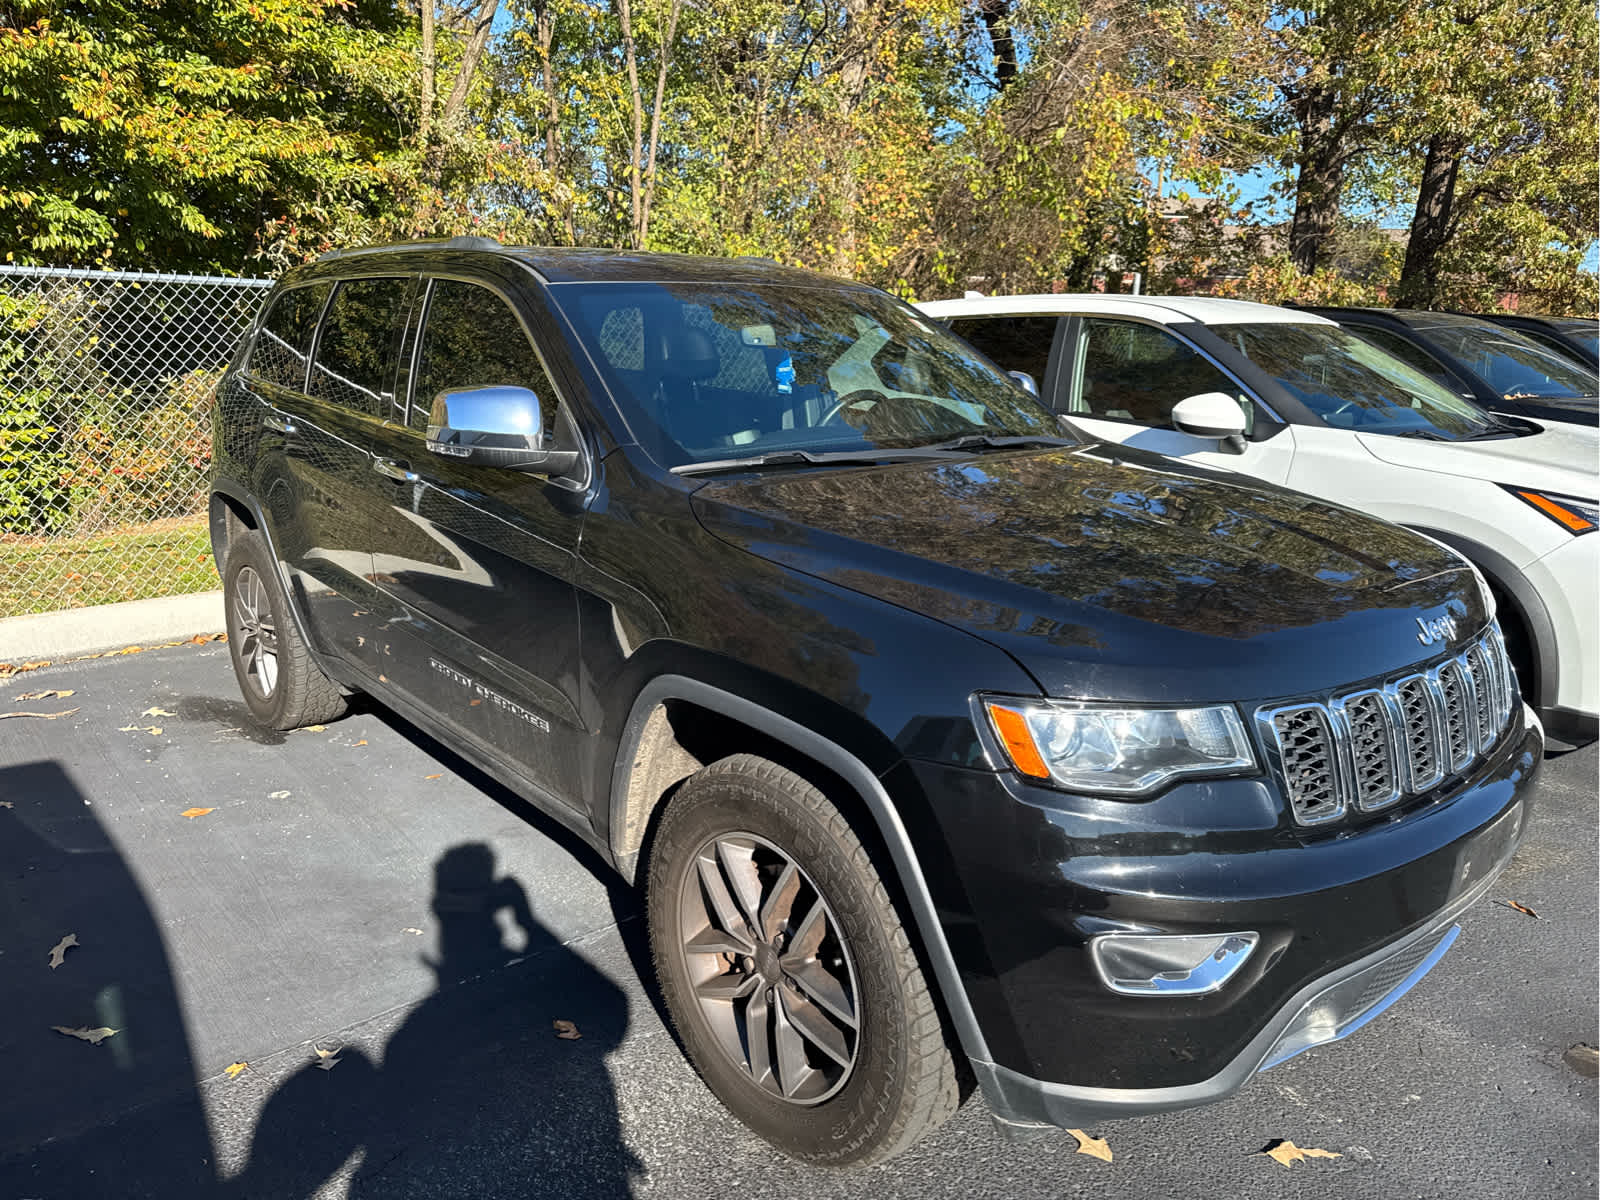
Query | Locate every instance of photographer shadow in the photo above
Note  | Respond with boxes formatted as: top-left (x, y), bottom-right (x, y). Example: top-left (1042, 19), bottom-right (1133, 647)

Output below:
top-left (227, 842), bottom-right (640, 1199)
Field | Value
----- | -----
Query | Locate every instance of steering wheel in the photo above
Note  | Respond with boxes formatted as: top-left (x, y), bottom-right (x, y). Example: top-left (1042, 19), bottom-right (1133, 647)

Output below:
top-left (818, 389), bottom-right (885, 426)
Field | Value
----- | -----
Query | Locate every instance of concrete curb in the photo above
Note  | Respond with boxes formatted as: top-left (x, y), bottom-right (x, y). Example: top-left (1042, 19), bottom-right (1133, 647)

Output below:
top-left (0, 591), bottom-right (224, 663)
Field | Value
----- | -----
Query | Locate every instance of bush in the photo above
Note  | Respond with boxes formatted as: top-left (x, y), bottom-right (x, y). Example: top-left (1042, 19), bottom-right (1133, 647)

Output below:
top-left (0, 388), bottom-right (74, 535)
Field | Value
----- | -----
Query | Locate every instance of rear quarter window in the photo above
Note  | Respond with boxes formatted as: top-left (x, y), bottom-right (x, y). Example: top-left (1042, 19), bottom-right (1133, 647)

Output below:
top-left (248, 283), bottom-right (330, 390)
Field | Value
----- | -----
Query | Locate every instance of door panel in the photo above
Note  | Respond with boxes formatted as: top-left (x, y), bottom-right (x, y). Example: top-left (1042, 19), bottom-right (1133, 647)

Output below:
top-left (365, 277), bottom-right (589, 807)
top-left (1059, 317), bottom-right (1297, 484)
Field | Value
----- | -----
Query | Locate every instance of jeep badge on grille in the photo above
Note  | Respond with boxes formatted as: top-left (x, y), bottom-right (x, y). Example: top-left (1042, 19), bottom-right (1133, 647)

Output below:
top-left (1416, 612), bottom-right (1459, 647)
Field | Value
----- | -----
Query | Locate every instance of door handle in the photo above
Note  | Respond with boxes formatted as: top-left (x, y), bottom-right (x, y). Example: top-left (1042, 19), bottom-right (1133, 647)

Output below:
top-left (261, 412), bottom-right (296, 435)
top-left (373, 457), bottom-right (420, 483)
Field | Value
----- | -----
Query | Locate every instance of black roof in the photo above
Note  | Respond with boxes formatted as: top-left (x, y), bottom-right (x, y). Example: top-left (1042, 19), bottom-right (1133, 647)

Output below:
top-left (289, 236), bottom-right (859, 290)
top-left (1298, 305), bottom-right (1502, 333)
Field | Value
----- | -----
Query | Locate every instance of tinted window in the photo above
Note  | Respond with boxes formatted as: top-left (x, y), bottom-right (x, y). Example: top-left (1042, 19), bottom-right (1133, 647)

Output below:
top-left (1420, 321), bottom-right (1598, 399)
top-left (249, 283), bottom-right (328, 389)
top-left (1071, 319), bottom-right (1240, 428)
top-left (412, 280), bottom-right (555, 432)
top-left (948, 316), bottom-right (1058, 391)
top-left (1349, 325), bottom-right (1457, 388)
top-left (555, 283), bottom-right (1065, 468)
top-left (308, 277), bottom-right (413, 416)
top-left (1216, 322), bottom-right (1497, 439)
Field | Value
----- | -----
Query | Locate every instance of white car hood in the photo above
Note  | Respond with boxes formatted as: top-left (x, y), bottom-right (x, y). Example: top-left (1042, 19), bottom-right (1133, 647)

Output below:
top-left (1357, 423), bottom-right (1599, 494)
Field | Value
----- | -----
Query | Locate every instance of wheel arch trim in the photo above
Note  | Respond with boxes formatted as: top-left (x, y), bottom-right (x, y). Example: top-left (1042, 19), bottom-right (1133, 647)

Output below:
top-left (609, 674), bottom-right (995, 1067)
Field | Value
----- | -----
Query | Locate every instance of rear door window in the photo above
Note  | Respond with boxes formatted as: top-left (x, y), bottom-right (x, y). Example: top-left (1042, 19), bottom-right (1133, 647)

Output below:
top-left (248, 283), bottom-right (329, 390)
top-left (308, 277), bottom-right (415, 418)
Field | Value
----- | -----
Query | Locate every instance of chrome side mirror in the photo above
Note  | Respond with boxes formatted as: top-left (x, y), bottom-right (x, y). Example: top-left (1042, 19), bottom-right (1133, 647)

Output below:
top-left (1171, 391), bottom-right (1248, 454)
top-left (1007, 369), bottom-right (1039, 397)
top-left (425, 385), bottom-right (578, 474)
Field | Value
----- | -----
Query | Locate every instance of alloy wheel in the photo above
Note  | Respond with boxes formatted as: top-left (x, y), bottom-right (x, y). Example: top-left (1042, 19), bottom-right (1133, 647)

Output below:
top-left (232, 565), bottom-right (280, 698)
top-left (677, 832), bottom-right (861, 1105)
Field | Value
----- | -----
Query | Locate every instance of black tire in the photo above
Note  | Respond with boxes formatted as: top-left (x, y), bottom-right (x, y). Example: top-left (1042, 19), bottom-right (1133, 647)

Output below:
top-left (222, 530), bottom-right (347, 730)
top-left (646, 754), bottom-right (958, 1165)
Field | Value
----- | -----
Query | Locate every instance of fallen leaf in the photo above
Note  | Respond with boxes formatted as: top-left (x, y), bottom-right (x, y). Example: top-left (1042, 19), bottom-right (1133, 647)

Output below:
top-left (402, 927), bottom-right (424, 935)
top-left (305, 724), bottom-right (326, 733)
top-left (1495, 899), bottom-right (1540, 919)
top-left (225, 1061), bottom-right (249, 1079)
top-left (1564, 1043), bottom-right (1599, 1078)
top-left (15, 689), bottom-right (74, 700)
top-left (315, 1055), bottom-right (341, 1071)
top-left (313, 1044), bottom-right (341, 1058)
top-left (53, 1025), bottom-right (118, 1045)
top-left (1066, 1129), bottom-right (1112, 1162)
top-left (1259, 1139), bottom-right (1342, 1168)
top-left (553, 1019), bottom-right (582, 1040)
top-left (48, 933), bottom-right (79, 969)
top-left (469, 698), bottom-right (482, 706)
top-left (141, 706), bottom-right (176, 718)
top-left (1, 708), bottom-right (79, 721)
top-left (268, 790), bottom-right (291, 800)
top-left (181, 807), bottom-right (214, 819)
top-left (118, 724), bottom-right (162, 735)
top-left (424, 774), bottom-right (443, 780)
top-left (0, 801), bottom-right (13, 808)
top-left (353, 739), bottom-right (368, 747)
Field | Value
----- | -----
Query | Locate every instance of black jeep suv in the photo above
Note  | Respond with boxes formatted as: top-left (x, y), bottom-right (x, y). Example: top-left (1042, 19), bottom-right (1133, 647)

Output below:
top-left (211, 239), bottom-right (1542, 1164)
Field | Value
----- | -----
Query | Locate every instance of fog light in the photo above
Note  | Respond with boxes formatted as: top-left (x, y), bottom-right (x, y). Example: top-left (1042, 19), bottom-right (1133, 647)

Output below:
top-left (1091, 932), bottom-right (1259, 997)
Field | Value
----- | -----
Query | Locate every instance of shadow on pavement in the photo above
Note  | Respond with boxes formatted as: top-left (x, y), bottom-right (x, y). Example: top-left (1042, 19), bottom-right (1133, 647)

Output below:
top-left (223, 839), bottom-right (641, 1198)
top-left (1, 759), bottom-right (639, 1198)
top-left (0, 760), bottom-right (216, 1193)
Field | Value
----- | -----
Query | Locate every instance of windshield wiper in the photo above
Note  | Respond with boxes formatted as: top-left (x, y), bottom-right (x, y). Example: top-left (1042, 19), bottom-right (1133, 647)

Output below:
top-left (671, 448), bottom-right (953, 476)
top-left (918, 433), bottom-right (1079, 454)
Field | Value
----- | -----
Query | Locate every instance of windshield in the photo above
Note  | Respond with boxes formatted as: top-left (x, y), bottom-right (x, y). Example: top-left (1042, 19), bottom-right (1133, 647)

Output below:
top-left (1421, 321), bottom-right (1598, 398)
top-left (551, 281), bottom-right (1069, 468)
top-left (1215, 323), bottom-right (1500, 439)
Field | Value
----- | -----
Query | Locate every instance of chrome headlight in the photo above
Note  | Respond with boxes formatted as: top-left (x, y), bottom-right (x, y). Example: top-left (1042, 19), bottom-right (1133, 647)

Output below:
top-left (980, 697), bottom-right (1257, 795)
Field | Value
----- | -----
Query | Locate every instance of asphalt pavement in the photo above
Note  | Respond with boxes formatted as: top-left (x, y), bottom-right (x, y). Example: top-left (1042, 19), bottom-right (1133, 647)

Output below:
top-left (1, 640), bottom-right (1594, 1199)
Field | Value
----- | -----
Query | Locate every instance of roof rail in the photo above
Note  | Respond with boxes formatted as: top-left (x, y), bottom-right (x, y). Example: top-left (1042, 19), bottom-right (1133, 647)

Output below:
top-left (317, 235), bottom-right (505, 263)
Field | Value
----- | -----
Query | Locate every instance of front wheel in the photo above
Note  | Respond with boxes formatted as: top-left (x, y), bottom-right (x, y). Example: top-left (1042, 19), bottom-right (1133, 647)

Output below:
top-left (646, 754), bottom-right (958, 1164)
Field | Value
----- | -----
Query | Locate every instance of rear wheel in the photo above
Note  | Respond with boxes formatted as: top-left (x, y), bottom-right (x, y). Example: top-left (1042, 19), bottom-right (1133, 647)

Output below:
top-left (647, 754), bottom-right (958, 1165)
top-left (223, 530), bottom-right (347, 730)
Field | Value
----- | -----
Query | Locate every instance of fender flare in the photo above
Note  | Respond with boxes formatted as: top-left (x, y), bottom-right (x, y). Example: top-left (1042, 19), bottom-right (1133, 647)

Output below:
top-left (609, 674), bottom-right (995, 1068)
top-left (1406, 526), bottom-right (1557, 708)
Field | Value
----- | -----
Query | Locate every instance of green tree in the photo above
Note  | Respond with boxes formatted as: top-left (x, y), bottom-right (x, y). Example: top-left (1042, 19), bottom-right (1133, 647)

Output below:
top-left (1389, 0), bottom-right (1597, 312)
top-left (0, 0), bottom-right (414, 273)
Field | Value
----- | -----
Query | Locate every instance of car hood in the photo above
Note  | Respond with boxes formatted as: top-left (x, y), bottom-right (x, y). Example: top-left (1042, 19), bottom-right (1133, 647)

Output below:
top-left (689, 445), bottom-right (1485, 703)
top-left (1357, 422), bottom-right (1599, 494)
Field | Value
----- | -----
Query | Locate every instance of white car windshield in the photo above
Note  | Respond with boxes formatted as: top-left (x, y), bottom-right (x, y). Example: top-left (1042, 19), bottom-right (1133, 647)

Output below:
top-left (1216, 323), bottom-right (1501, 440)
top-left (553, 282), bottom-right (1069, 468)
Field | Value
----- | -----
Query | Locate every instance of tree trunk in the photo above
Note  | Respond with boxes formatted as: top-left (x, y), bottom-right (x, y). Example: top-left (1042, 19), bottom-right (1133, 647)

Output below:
top-left (1287, 83), bottom-right (1344, 274)
top-left (1395, 133), bottom-right (1464, 308)
top-left (978, 0), bottom-right (1018, 91)
top-left (618, 0), bottom-right (646, 248)
top-left (637, 0), bottom-right (683, 247)
top-left (533, 1), bottom-right (575, 243)
top-left (420, 1), bottom-right (435, 147)
top-left (440, 0), bottom-right (502, 131)
top-left (834, 0), bottom-right (876, 274)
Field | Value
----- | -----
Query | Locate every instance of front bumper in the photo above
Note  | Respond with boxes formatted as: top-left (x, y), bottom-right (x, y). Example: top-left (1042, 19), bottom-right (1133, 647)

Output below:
top-left (895, 707), bottom-right (1542, 1129)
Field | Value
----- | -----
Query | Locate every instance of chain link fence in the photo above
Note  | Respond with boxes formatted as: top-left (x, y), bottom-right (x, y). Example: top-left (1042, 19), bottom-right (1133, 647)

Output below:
top-left (0, 265), bottom-right (272, 618)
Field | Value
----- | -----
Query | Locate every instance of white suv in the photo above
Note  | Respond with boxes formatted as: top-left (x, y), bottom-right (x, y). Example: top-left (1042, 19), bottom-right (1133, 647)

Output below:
top-left (919, 293), bottom-right (1599, 744)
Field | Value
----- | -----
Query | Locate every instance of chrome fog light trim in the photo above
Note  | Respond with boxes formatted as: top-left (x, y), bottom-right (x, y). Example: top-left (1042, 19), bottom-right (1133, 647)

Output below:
top-left (1091, 932), bottom-right (1260, 997)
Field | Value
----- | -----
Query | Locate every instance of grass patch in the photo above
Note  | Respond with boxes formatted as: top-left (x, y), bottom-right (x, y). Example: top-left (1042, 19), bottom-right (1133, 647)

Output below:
top-left (0, 516), bottom-right (217, 618)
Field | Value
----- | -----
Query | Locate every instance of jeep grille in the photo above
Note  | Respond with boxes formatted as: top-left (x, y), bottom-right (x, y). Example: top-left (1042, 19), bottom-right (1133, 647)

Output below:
top-left (1259, 626), bottom-right (1516, 826)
